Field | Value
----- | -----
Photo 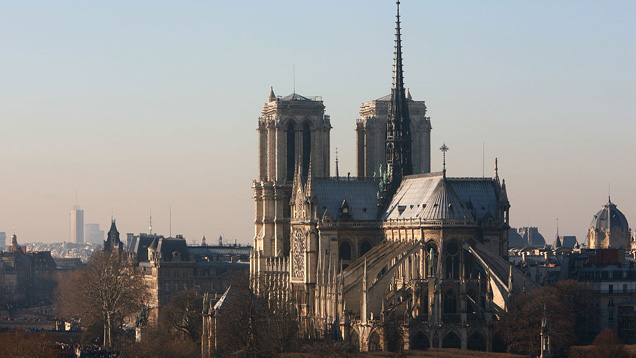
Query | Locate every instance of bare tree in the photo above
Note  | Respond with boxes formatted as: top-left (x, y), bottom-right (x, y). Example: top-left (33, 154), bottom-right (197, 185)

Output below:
top-left (56, 249), bottom-right (148, 348)
top-left (162, 289), bottom-right (203, 342)
top-left (499, 280), bottom-right (595, 357)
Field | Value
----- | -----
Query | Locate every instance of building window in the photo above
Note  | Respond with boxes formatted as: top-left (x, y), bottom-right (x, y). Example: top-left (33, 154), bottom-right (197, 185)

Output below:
top-left (609, 284), bottom-right (613, 293)
top-left (339, 241), bottom-right (352, 261)
top-left (624, 284), bottom-right (628, 293)
top-left (174, 283), bottom-right (179, 291)
top-left (609, 310), bottom-right (614, 320)
top-left (609, 298), bottom-right (614, 307)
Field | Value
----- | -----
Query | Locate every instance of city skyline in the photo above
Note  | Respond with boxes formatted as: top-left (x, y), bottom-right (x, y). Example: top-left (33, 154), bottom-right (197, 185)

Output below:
top-left (1, 1), bottom-right (635, 245)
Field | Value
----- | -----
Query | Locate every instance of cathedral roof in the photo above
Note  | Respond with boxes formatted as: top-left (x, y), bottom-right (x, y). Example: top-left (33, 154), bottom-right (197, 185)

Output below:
top-left (375, 93), bottom-right (415, 102)
top-left (383, 173), bottom-right (475, 221)
top-left (590, 199), bottom-right (629, 231)
top-left (280, 93), bottom-right (312, 101)
top-left (314, 178), bottom-right (379, 221)
top-left (382, 173), bottom-right (503, 223)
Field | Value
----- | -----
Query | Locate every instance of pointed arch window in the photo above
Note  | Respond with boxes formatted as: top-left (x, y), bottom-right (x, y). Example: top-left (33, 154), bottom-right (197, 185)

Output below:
top-left (302, 122), bottom-right (311, 177)
top-left (286, 122), bottom-right (296, 181)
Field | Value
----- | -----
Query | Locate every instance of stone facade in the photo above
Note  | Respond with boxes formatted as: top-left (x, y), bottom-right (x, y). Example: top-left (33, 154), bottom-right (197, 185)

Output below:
top-left (0, 233), bottom-right (57, 304)
top-left (587, 199), bottom-right (632, 250)
top-left (252, 90), bottom-right (331, 291)
top-left (356, 93), bottom-right (431, 177)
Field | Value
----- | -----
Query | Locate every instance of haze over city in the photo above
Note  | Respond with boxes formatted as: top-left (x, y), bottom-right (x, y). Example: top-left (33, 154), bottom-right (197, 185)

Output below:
top-left (1, 1), bottom-right (635, 245)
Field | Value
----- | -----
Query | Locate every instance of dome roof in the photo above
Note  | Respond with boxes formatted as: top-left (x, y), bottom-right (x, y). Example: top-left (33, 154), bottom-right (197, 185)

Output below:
top-left (590, 199), bottom-right (629, 231)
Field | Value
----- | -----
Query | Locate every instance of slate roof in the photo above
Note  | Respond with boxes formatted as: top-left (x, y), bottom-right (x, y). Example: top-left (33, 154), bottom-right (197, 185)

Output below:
top-left (314, 178), bottom-right (379, 221)
top-left (280, 93), bottom-right (312, 101)
top-left (591, 200), bottom-right (629, 230)
top-left (127, 234), bottom-right (159, 262)
top-left (383, 173), bottom-right (499, 222)
top-left (156, 238), bottom-right (190, 261)
top-left (447, 178), bottom-right (500, 221)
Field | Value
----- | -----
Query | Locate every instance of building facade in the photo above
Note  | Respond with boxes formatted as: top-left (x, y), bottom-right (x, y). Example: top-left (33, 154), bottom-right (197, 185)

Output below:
top-left (70, 205), bottom-right (84, 244)
top-left (250, 2), bottom-right (537, 352)
top-left (587, 199), bottom-right (632, 250)
top-left (0, 233), bottom-right (57, 304)
top-left (356, 92), bottom-right (431, 177)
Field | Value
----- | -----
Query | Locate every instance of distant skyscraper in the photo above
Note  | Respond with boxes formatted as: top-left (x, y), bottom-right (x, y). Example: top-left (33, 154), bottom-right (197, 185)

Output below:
top-left (85, 223), bottom-right (105, 245)
top-left (70, 205), bottom-right (84, 244)
top-left (0, 232), bottom-right (6, 249)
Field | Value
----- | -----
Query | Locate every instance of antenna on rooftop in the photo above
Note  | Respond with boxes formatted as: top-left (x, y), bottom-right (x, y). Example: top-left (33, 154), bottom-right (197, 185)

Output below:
top-left (149, 210), bottom-right (152, 234)
top-left (482, 142), bottom-right (485, 178)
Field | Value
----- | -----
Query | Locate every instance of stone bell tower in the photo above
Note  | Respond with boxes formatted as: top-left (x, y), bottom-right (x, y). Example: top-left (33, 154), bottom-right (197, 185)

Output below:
top-left (252, 88), bottom-right (331, 282)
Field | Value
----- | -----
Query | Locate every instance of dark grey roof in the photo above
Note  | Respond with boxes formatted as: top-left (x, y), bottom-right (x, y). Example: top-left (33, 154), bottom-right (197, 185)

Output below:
top-left (508, 229), bottom-right (525, 248)
top-left (383, 173), bottom-right (499, 222)
top-left (280, 93), bottom-right (313, 101)
top-left (128, 234), bottom-right (159, 262)
top-left (447, 178), bottom-right (500, 221)
top-left (591, 200), bottom-right (630, 231)
top-left (375, 93), bottom-right (415, 102)
top-left (156, 238), bottom-right (190, 261)
top-left (314, 178), bottom-right (379, 221)
top-left (560, 236), bottom-right (578, 249)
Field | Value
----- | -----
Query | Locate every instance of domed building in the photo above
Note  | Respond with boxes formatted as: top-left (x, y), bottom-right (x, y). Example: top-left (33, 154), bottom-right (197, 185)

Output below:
top-left (587, 198), bottom-right (631, 250)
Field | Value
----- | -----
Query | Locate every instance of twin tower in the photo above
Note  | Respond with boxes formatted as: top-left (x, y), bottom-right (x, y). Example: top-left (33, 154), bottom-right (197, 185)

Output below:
top-left (252, 88), bottom-right (431, 259)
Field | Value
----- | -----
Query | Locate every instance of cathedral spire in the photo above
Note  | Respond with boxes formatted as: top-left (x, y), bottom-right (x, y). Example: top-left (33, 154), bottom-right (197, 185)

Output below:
top-left (380, 0), bottom-right (412, 209)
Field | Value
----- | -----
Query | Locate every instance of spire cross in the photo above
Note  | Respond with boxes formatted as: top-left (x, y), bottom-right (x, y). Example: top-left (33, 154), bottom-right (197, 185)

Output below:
top-left (440, 143), bottom-right (449, 177)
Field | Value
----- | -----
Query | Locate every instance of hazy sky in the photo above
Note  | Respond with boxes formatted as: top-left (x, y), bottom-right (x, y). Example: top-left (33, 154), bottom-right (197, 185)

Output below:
top-left (1, 1), bottom-right (635, 246)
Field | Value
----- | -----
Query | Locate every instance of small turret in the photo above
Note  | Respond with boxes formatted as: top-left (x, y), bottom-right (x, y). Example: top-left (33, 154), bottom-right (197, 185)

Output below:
top-left (268, 87), bottom-right (276, 102)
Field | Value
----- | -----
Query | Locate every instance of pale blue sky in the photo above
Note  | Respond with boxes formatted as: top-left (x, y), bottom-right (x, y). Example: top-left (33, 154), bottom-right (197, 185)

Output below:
top-left (1, 1), bottom-right (635, 245)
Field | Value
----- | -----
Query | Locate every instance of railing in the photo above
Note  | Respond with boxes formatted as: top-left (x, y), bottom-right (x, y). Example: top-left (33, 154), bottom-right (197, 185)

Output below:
top-left (441, 314), bottom-right (461, 321)
top-left (383, 218), bottom-right (476, 228)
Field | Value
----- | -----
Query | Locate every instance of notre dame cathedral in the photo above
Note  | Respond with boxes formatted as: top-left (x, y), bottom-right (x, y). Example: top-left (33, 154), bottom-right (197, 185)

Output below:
top-left (250, 2), bottom-right (537, 352)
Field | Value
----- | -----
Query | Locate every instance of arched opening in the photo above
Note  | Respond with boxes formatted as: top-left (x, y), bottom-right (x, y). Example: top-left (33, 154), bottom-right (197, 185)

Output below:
top-left (442, 331), bottom-right (461, 349)
top-left (445, 242), bottom-right (460, 279)
top-left (302, 122), bottom-right (311, 177)
top-left (425, 242), bottom-right (438, 277)
top-left (350, 330), bottom-right (360, 351)
top-left (468, 331), bottom-right (486, 351)
top-left (368, 331), bottom-right (382, 351)
top-left (410, 331), bottom-right (429, 350)
top-left (339, 241), bottom-right (352, 261)
top-left (286, 122), bottom-right (296, 181)
top-left (443, 289), bottom-right (457, 314)
top-left (360, 241), bottom-right (372, 256)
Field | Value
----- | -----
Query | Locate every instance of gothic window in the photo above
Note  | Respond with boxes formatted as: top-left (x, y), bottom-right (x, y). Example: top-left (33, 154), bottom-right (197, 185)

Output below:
top-left (410, 331), bottom-right (429, 350)
top-left (339, 241), bottom-right (352, 261)
top-left (442, 331), bottom-right (461, 349)
top-left (360, 241), bottom-right (372, 256)
top-left (286, 122), bottom-right (296, 181)
top-left (445, 242), bottom-right (460, 279)
top-left (292, 229), bottom-right (305, 278)
top-left (302, 122), bottom-right (311, 177)
top-left (368, 331), bottom-right (382, 351)
top-left (443, 289), bottom-right (457, 314)
top-left (468, 332), bottom-right (486, 351)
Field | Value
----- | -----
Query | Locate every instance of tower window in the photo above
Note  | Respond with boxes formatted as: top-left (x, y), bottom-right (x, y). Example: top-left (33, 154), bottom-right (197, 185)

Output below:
top-left (302, 122), bottom-right (311, 177)
top-left (286, 122), bottom-right (296, 180)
